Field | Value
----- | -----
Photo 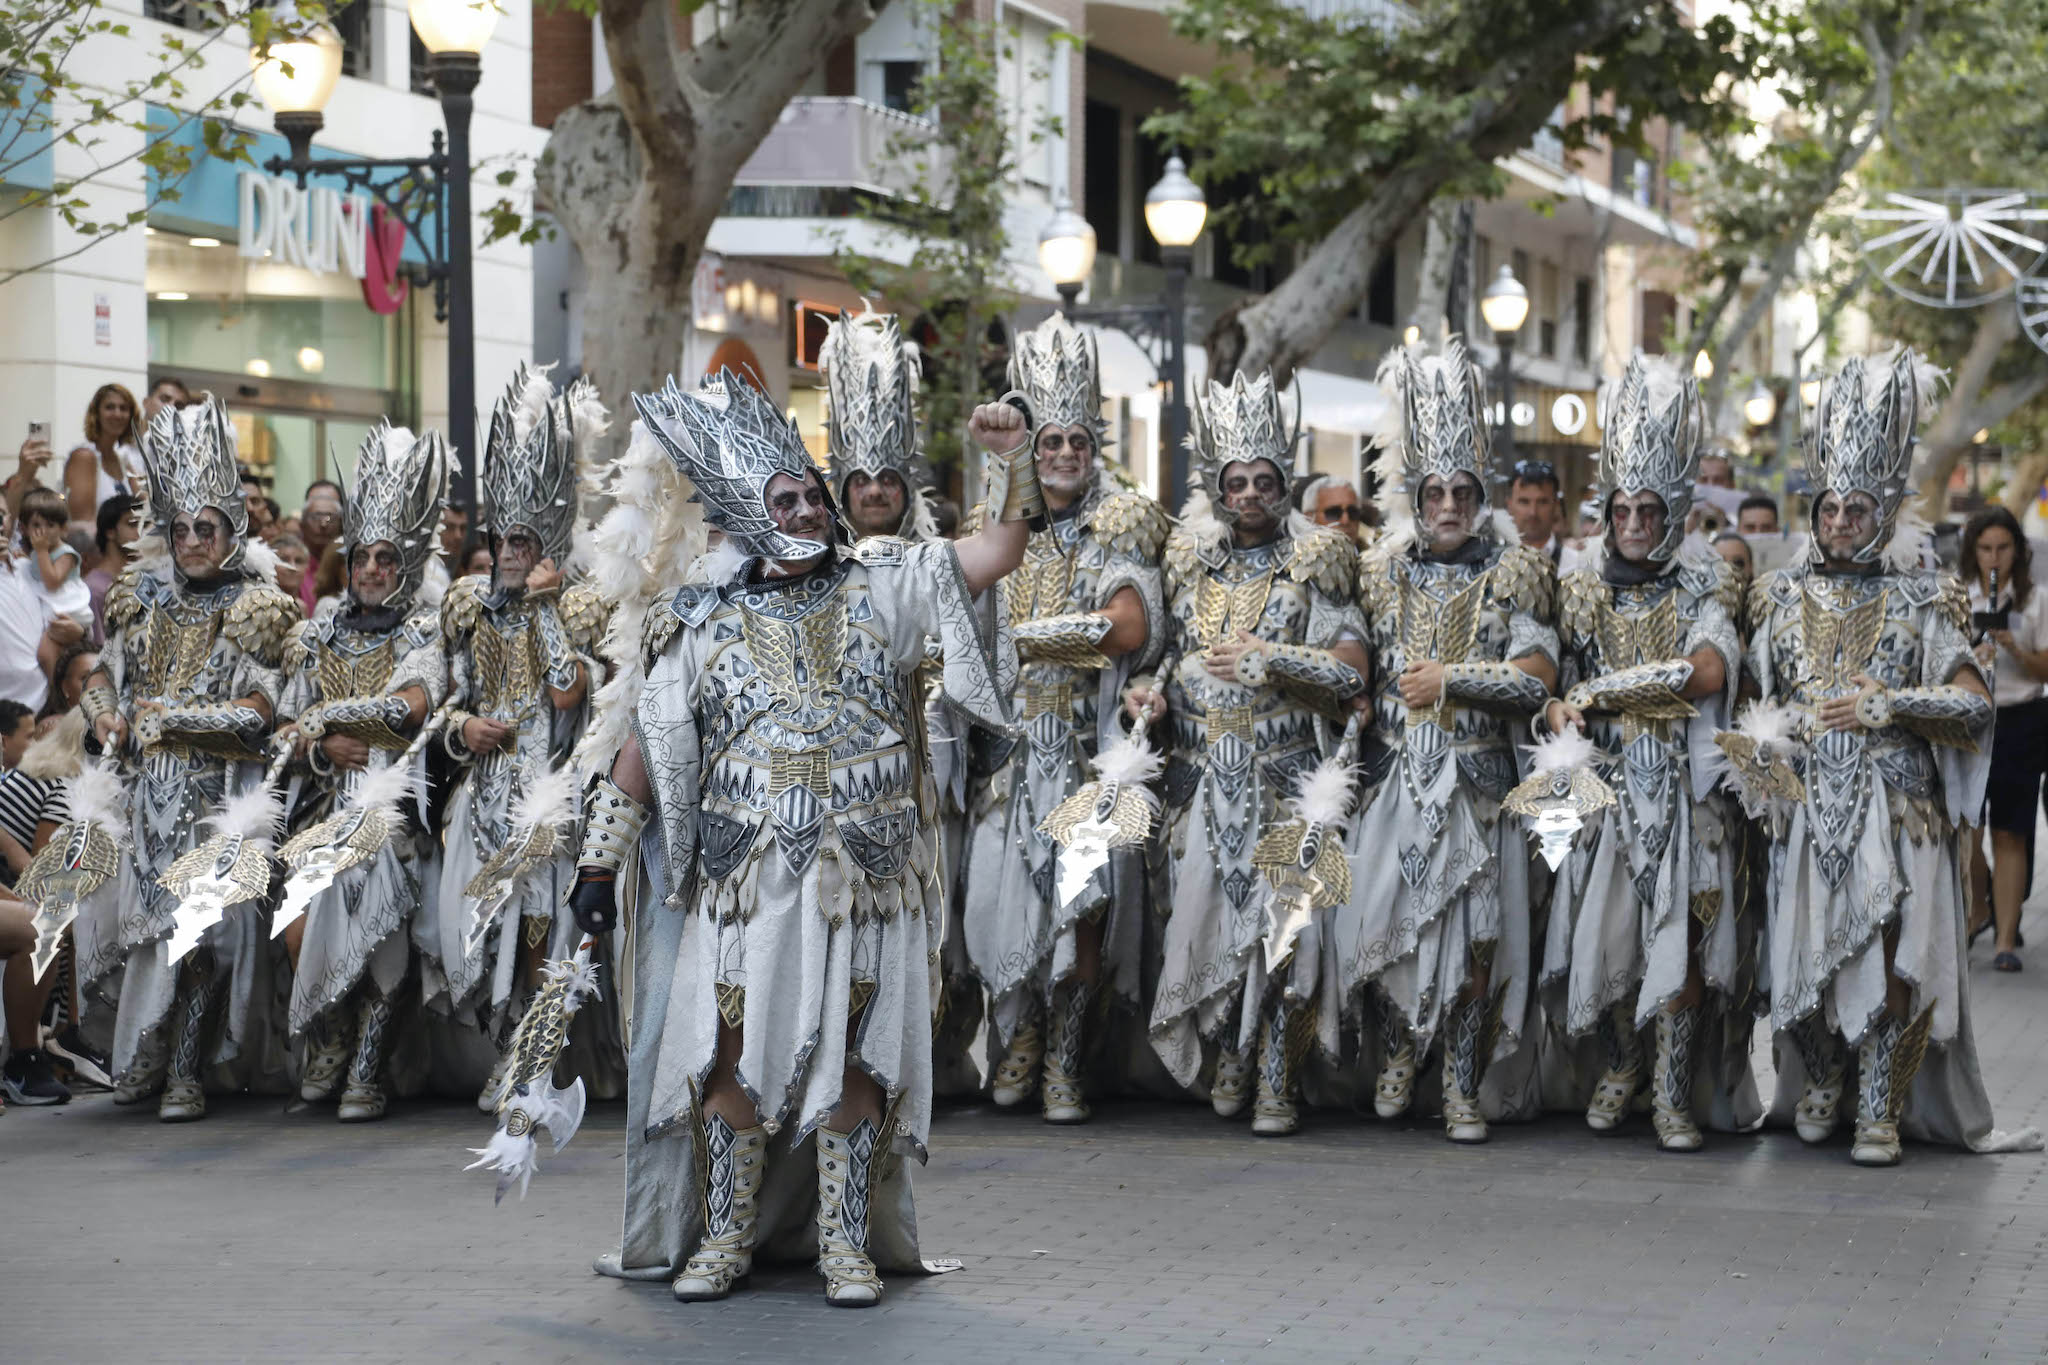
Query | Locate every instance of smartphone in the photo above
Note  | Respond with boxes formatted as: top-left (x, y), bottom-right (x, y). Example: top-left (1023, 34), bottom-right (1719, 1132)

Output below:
top-left (26, 421), bottom-right (47, 441)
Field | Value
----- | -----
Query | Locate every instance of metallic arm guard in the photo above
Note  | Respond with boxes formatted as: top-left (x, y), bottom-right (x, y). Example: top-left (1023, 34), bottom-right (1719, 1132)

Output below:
top-left (300, 694), bottom-right (415, 749)
top-left (1014, 611), bottom-right (1113, 668)
top-left (1441, 661), bottom-right (1551, 715)
top-left (1857, 684), bottom-right (1992, 751)
top-left (442, 709), bottom-right (479, 761)
top-left (578, 777), bottom-right (651, 872)
top-left (980, 435), bottom-right (1045, 525)
top-left (1237, 642), bottom-right (1366, 715)
top-left (1564, 659), bottom-right (1698, 721)
top-left (139, 700), bottom-right (270, 757)
top-left (535, 601), bottom-right (584, 695)
top-left (81, 682), bottom-right (120, 729)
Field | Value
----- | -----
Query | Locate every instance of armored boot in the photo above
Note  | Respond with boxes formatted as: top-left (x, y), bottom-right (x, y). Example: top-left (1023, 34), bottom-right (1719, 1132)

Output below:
top-left (1041, 980), bottom-right (1093, 1125)
top-left (159, 954), bottom-right (220, 1123)
top-left (1789, 1015), bottom-right (1848, 1144)
top-left (1587, 1003), bottom-right (1644, 1132)
top-left (1251, 995), bottom-right (1315, 1137)
top-left (672, 1115), bottom-right (769, 1301)
top-left (476, 1045), bottom-right (512, 1114)
top-left (1210, 1047), bottom-right (1252, 1118)
top-left (990, 1002), bottom-right (1043, 1109)
top-left (1440, 995), bottom-right (1490, 1144)
top-left (1851, 1007), bottom-right (1934, 1167)
top-left (299, 1007), bottom-right (354, 1104)
top-left (815, 1117), bottom-right (883, 1307)
top-left (1372, 995), bottom-right (1418, 1120)
top-left (111, 1034), bottom-right (165, 1107)
top-left (337, 982), bottom-right (399, 1123)
top-left (1651, 1006), bottom-right (1702, 1152)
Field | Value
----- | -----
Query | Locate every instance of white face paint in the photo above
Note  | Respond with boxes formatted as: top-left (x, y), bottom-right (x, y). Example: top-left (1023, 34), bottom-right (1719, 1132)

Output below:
top-left (1417, 473), bottom-right (1481, 554)
top-left (1608, 490), bottom-right (1668, 564)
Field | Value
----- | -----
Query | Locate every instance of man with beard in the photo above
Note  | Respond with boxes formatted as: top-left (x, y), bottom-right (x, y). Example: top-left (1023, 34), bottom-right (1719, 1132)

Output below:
top-left (1539, 355), bottom-right (1756, 1152)
top-left (960, 314), bottom-right (1167, 1124)
top-left (1133, 371), bottom-right (1368, 1135)
top-left (79, 395), bottom-right (302, 1121)
top-left (564, 368), bottom-right (1025, 1305)
top-left (273, 424), bottom-right (451, 1122)
top-left (432, 366), bottom-right (612, 1102)
top-left (1746, 349), bottom-right (2006, 1166)
top-left (1334, 340), bottom-right (1558, 1144)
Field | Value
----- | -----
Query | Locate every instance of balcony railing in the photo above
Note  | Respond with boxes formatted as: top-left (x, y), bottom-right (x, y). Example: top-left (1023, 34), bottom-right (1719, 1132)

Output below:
top-left (725, 98), bottom-right (949, 215)
top-left (1285, 0), bottom-right (1412, 28)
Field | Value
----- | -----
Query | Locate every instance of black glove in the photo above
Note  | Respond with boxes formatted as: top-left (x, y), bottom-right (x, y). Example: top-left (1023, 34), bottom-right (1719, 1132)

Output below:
top-left (569, 870), bottom-right (618, 936)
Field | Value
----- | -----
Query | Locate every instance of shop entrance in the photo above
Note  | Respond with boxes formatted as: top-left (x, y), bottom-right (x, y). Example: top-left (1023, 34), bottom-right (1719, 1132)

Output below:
top-left (151, 367), bottom-right (395, 514)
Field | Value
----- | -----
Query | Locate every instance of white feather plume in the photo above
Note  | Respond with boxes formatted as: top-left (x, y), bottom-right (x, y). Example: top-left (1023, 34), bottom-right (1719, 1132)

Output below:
top-left (207, 783), bottom-right (285, 846)
top-left (19, 711), bottom-right (86, 781)
top-left (132, 533), bottom-right (171, 578)
top-left (905, 488), bottom-right (940, 544)
top-left (1525, 726), bottom-right (1600, 776)
top-left (1287, 754), bottom-right (1362, 829)
top-left (509, 363), bottom-right (558, 446)
top-left (1177, 486), bottom-right (1232, 560)
top-left (540, 955), bottom-right (604, 1009)
top-left (241, 535), bottom-right (279, 582)
top-left (1091, 726), bottom-right (1166, 787)
top-left (464, 1128), bottom-right (540, 1201)
top-left (63, 757), bottom-right (128, 833)
top-left (342, 759), bottom-right (417, 815)
top-left (565, 376), bottom-right (611, 449)
top-left (510, 764), bottom-right (583, 835)
top-left (693, 537), bottom-right (749, 586)
top-left (1735, 699), bottom-right (1806, 751)
top-left (1883, 504), bottom-right (1935, 573)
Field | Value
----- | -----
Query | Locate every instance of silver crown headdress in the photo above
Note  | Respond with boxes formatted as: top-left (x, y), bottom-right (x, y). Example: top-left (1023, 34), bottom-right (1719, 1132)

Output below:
top-left (1804, 347), bottom-right (1936, 564)
top-left (1372, 337), bottom-right (1492, 507)
top-left (821, 310), bottom-right (932, 525)
top-left (1007, 312), bottom-right (1110, 448)
top-left (635, 368), bottom-right (837, 564)
top-left (1190, 369), bottom-right (1297, 523)
top-left (1596, 353), bottom-right (1703, 564)
top-left (343, 421), bottom-right (450, 609)
top-left (140, 392), bottom-right (249, 574)
top-left (480, 364), bottom-right (602, 567)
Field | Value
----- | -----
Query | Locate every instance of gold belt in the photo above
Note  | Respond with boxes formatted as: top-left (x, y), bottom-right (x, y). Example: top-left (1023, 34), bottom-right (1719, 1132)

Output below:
top-left (1023, 680), bottom-right (1073, 724)
top-left (769, 748), bottom-right (832, 801)
top-left (1206, 706), bottom-right (1255, 746)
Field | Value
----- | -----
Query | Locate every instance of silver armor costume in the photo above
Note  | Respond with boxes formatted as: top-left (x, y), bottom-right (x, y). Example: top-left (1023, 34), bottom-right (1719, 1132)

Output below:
top-left (1332, 340), bottom-right (1558, 1142)
top-left (1538, 354), bottom-right (1758, 1150)
top-left (80, 395), bottom-right (302, 1120)
top-left (594, 372), bottom-right (1015, 1299)
top-left (275, 423), bottom-right (452, 1120)
top-left (1749, 348), bottom-right (2008, 1163)
top-left (431, 368), bottom-right (613, 1063)
top-left (1146, 370), bottom-right (1367, 1133)
top-left (959, 314), bottom-right (1168, 1121)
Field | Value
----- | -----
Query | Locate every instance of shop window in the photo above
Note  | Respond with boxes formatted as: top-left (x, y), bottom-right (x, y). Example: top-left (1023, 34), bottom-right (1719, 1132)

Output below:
top-left (1083, 100), bottom-right (1121, 259)
top-left (332, 0), bottom-right (371, 79)
top-left (791, 300), bottom-right (843, 373)
top-left (880, 61), bottom-right (923, 114)
top-left (1572, 276), bottom-right (1593, 365)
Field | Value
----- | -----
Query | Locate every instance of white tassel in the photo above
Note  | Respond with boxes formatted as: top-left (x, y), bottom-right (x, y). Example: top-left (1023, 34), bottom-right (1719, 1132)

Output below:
top-left (1288, 755), bottom-right (1362, 829)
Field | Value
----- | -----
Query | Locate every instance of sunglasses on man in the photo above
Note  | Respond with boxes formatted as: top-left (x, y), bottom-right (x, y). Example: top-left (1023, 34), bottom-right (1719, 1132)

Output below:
top-left (1317, 505), bottom-right (1368, 523)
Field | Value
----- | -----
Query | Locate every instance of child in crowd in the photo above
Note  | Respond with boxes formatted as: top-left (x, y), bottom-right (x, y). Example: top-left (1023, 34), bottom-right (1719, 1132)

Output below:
top-left (16, 489), bottom-right (93, 626)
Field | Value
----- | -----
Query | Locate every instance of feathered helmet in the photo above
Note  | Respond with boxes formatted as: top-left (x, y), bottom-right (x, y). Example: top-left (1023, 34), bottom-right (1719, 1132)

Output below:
top-left (1007, 312), bottom-right (1110, 452)
top-left (820, 309), bottom-right (933, 532)
top-left (1804, 347), bottom-right (1937, 564)
top-left (480, 364), bottom-right (605, 568)
top-left (634, 368), bottom-right (840, 564)
top-left (343, 421), bottom-right (450, 610)
top-left (1189, 369), bottom-right (1297, 523)
top-left (1596, 353), bottom-right (1703, 564)
top-left (1370, 337), bottom-right (1494, 525)
top-left (140, 393), bottom-right (250, 576)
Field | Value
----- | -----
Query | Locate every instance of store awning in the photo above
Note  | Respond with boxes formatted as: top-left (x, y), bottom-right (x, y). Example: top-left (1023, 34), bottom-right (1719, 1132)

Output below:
top-left (1184, 343), bottom-right (1388, 437)
top-left (1084, 324), bottom-right (1164, 399)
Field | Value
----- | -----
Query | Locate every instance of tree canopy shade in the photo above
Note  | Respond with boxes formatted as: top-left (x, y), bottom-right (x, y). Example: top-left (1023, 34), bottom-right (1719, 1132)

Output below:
top-left (1144, 0), bottom-right (1752, 384)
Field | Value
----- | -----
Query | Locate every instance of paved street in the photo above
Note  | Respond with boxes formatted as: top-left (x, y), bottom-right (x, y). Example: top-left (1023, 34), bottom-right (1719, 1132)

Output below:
top-left (5, 953), bottom-right (2045, 1364)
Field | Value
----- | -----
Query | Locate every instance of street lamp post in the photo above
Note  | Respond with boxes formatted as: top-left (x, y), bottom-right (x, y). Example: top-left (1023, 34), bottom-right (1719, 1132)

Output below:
top-left (1479, 265), bottom-right (1529, 469)
top-left (250, 0), bottom-right (499, 511)
top-left (1037, 157), bottom-right (1207, 510)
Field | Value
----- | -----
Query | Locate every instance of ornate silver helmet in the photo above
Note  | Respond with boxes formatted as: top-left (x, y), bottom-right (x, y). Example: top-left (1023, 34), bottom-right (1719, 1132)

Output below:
top-left (1190, 369), bottom-right (1297, 523)
top-left (1805, 347), bottom-right (1932, 564)
top-left (140, 392), bottom-right (249, 574)
top-left (1007, 312), bottom-right (1110, 450)
top-left (480, 364), bottom-right (603, 567)
top-left (343, 421), bottom-right (450, 609)
top-left (821, 309), bottom-right (932, 527)
top-left (1371, 337), bottom-right (1492, 510)
top-left (1596, 353), bottom-right (1703, 564)
top-left (634, 368), bottom-right (838, 564)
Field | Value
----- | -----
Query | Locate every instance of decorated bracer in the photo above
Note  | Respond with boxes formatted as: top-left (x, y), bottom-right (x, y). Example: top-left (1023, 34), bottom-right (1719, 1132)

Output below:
top-left (1537, 550), bottom-right (1763, 1126)
top-left (76, 564), bottom-right (301, 1091)
top-left (1146, 524), bottom-right (1366, 1088)
top-left (429, 574), bottom-right (609, 1026)
top-left (604, 537), bottom-right (1013, 1278)
top-left (1330, 541), bottom-right (1557, 1064)
top-left (1747, 564), bottom-right (2003, 1148)
top-left (959, 476), bottom-right (1167, 1049)
top-left (273, 608), bottom-right (448, 1037)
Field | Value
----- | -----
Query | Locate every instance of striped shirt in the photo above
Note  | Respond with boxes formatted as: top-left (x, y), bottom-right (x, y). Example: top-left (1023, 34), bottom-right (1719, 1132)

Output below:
top-left (0, 768), bottom-right (65, 887)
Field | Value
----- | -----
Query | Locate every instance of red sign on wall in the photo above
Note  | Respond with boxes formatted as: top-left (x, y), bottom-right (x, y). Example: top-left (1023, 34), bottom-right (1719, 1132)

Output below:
top-left (361, 203), bottom-right (409, 316)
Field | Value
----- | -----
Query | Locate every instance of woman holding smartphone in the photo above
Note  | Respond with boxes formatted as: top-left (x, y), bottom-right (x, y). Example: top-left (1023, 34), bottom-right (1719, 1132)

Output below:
top-left (1964, 506), bottom-right (2048, 971)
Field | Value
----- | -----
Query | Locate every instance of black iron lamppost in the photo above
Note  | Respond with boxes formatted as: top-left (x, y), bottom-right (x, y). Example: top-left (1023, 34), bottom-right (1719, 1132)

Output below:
top-left (1479, 264), bottom-right (1529, 471)
top-left (1036, 156), bottom-right (1207, 511)
top-left (250, 0), bottom-right (497, 511)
